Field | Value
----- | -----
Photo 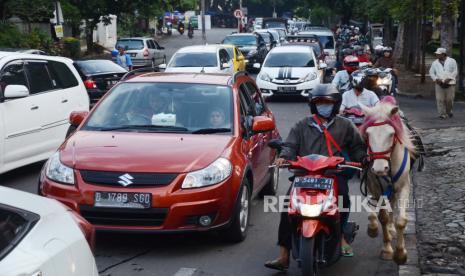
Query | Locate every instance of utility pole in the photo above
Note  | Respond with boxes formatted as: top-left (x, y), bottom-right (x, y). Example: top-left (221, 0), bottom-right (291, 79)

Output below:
top-left (201, 0), bottom-right (206, 43)
top-left (460, 0), bottom-right (465, 92)
top-left (420, 0), bottom-right (426, 83)
top-left (239, 0), bottom-right (243, 33)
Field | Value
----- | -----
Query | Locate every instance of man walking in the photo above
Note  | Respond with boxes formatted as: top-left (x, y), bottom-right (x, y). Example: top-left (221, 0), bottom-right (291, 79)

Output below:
top-left (429, 48), bottom-right (458, 119)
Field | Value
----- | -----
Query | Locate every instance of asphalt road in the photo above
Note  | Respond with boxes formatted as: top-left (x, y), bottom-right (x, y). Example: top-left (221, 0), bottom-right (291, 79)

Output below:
top-left (5, 28), bottom-right (465, 276)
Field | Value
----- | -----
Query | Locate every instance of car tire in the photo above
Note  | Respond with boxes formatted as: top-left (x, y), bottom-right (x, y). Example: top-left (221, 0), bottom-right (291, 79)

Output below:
top-left (300, 236), bottom-right (317, 276)
top-left (66, 125), bottom-right (77, 138)
top-left (222, 179), bottom-right (251, 243)
top-left (260, 158), bottom-right (279, 196)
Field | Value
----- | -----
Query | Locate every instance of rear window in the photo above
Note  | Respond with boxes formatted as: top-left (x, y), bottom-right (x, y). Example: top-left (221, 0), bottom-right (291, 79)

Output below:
top-left (169, 52), bottom-right (218, 67)
top-left (223, 36), bottom-right (257, 46)
top-left (47, 61), bottom-right (79, 89)
top-left (116, 39), bottom-right (144, 50)
top-left (76, 60), bottom-right (127, 75)
top-left (0, 204), bottom-right (39, 261)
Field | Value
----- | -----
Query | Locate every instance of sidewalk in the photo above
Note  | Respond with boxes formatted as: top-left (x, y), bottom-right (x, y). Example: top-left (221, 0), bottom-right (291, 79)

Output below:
top-left (397, 54), bottom-right (436, 99)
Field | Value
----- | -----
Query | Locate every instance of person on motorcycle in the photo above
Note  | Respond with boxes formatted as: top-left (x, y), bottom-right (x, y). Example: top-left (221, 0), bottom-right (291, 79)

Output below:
top-left (264, 84), bottom-right (367, 271)
top-left (342, 55), bottom-right (360, 74)
top-left (354, 45), bottom-right (370, 63)
top-left (340, 75), bottom-right (379, 112)
top-left (188, 20), bottom-right (194, 36)
top-left (374, 47), bottom-right (398, 95)
top-left (177, 20), bottom-right (185, 34)
top-left (335, 48), bottom-right (354, 71)
top-left (332, 67), bottom-right (352, 93)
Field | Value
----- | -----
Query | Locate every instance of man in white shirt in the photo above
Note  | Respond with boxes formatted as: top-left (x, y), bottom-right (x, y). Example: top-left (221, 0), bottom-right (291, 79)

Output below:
top-left (339, 77), bottom-right (379, 112)
top-left (332, 69), bottom-right (351, 92)
top-left (429, 47), bottom-right (458, 119)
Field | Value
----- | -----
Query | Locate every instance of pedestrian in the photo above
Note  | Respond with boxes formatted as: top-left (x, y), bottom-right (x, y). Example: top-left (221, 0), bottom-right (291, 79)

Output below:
top-left (429, 47), bottom-right (458, 119)
top-left (116, 46), bottom-right (133, 71)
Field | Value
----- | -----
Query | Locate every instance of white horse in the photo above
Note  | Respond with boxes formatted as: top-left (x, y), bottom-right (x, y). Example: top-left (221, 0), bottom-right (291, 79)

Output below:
top-left (359, 97), bottom-right (416, 265)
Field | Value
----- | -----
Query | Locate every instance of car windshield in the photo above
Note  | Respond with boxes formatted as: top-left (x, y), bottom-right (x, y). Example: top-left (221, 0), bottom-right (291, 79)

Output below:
top-left (116, 39), bottom-right (144, 50)
top-left (76, 60), bottom-right (127, 74)
top-left (317, 36), bottom-right (334, 49)
top-left (223, 36), bottom-right (257, 46)
top-left (169, 52), bottom-right (218, 67)
top-left (264, 52), bottom-right (315, 67)
top-left (84, 82), bottom-right (234, 134)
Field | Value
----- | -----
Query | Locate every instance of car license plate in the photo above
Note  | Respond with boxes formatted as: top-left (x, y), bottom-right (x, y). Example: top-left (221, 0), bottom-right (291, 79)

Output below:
top-left (293, 177), bottom-right (333, 190)
top-left (94, 192), bottom-right (151, 209)
top-left (277, 86), bottom-right (296, 92)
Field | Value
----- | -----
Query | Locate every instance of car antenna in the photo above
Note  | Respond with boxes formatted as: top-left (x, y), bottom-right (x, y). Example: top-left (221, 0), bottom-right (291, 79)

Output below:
top-left (201, 67), bottom-right (205, 73)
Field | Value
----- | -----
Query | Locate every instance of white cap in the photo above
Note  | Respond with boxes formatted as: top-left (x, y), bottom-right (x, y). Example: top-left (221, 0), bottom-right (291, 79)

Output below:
top-left (434, 48), bottom-right (447, 55)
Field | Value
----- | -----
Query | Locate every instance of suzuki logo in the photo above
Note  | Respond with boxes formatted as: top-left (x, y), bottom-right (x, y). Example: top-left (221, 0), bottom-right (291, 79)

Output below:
top-left (118, 173), bottom-right (134, 186)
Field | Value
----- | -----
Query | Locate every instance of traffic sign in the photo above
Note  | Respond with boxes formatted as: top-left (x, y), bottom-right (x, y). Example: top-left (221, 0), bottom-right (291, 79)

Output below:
top-left (234, 9), bottom-right (243, 18)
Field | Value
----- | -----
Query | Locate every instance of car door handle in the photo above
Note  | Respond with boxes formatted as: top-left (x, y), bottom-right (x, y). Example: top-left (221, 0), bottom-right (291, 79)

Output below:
top-left (61, 99), bottom-right (68, 103)
top-left (30, 105), bottom-right (39, 110)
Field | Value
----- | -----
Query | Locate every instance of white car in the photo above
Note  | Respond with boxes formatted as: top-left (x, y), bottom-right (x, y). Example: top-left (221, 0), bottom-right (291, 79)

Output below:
top-left (160, 45), bottom-right (233, 74)
top-left (0, 186), bottom-right (97, 276)
top-left (0, 52), bottom-right (90, 174)
top-left (256, 45), bottom-right (324, 98)
top-left (299, 28), bottom-right (337, 67)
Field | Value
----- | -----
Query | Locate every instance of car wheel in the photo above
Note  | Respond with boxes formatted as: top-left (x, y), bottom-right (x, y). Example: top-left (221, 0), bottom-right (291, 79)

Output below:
top-left (66, 125), bottom-right (77, 138)
top-left (223, 179), bottom-right (251, 243)
top-left (260, 158), bottom-right (279, 196)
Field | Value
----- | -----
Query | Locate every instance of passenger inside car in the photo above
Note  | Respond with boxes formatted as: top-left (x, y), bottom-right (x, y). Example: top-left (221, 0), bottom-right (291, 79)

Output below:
top-left (209, 108), bottom-right (229, 128)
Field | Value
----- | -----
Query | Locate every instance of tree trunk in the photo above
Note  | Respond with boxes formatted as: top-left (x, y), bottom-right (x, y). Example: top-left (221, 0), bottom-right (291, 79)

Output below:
top-left (393, 22), bottom-right (405, 63)
top-left (440, 0), bottom-right (455, 54)
top-left (85, 19), bottom-right (95, 54)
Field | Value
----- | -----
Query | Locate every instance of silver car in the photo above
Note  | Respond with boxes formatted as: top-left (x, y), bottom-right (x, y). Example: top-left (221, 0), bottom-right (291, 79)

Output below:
top-left (115, 38), bottom-right (166, 68)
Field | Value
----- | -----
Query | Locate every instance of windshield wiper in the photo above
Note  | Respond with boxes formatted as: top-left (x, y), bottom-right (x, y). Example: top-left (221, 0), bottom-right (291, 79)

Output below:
top-left (191, 128), bottom-right (231, 134)
top-left (99, 125), bottom-right (189, 132)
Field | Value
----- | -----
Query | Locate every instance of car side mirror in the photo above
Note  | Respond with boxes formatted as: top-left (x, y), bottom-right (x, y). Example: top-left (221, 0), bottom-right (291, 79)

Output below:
top-left (252, 116), bottom-right (275, 133)
top-left (69, 111), bottom-right (89, 127)
top-left (253, 63), bottom-right (261, 69)
top-left (3, 85), bottom-right (29, 99)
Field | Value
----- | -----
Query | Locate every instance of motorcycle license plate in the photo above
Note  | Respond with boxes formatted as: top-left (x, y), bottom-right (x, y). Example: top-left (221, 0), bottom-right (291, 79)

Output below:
top-left (293, 177), bottom-right (333, 190)
top-left (130, 53), bottom-right (137, 57)
top-left (94, 192), bottom-right (151, 209)
top-left (277, 86), bottom-right (296, 92)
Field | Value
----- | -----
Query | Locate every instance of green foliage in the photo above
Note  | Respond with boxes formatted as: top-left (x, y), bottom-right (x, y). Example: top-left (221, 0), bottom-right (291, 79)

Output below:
top-left (0, 23), bottom-right (53, 51)
top-left (5, 0), bottom-right (54, 23)
top-left (63, 37), bottom-right (81, 58)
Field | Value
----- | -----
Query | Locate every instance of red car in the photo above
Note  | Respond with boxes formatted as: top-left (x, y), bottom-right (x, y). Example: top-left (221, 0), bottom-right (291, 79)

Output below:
top-left (39, 72), bottom-right (280, 242)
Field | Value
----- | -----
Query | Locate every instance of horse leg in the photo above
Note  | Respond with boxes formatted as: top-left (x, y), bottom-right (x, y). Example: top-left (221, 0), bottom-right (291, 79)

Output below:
top-left (388, 211), bottom-right (397, 237)
top-left (393, 182), bottom-right (409, 265)
top-left (367, 212), bottom-right (379, 238)
top-left (379, 208), bottom-right (394, 260)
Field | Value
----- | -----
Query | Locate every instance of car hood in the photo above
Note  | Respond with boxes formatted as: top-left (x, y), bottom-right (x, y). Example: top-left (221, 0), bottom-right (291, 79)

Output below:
top-left (60, 131), bottom-right (235, 173)
top-left (165, 67), bottom-right (222, 73)
top-left (261, 66), bottom-right (318, 79)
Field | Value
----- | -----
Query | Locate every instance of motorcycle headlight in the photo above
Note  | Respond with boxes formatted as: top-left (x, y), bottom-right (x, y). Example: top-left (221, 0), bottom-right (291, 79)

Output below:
top-left (247, 50), bottom-right (258, 57)
top-left (377, 78), bottom-right (390, 85)
top-left (299, 72), bottom-right (318, 82)
top-left (291, 188), bottom-right (334, 217)
top-left (259, 72), bottom-right (272, 82)
top-left (182, 158), bottom-right (232, 189)
top-left (45, 152), bottom-right (75, 185)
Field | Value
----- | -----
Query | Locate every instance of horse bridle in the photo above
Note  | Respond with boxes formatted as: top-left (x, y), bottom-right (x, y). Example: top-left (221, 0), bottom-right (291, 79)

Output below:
top-left (365, 121), bottom-right (402, 161)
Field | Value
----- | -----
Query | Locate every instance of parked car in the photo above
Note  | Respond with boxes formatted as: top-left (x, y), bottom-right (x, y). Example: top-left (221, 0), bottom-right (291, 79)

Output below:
top-left (74, 59), bottom-right (127, 107)
top-left (0, 186), bottom-right (97, 276)
top-left (161, 45), bottom-right (234, 74)
top-left (256, 45), bottom-right (325, 98)
top-left (115, 38), bottom-right (166, 68)
top-left (0, 48), bottom-right (47, 55)
top-left (254, 30), bottom-right (278, 51)
top-left (39, 72), bottom-right (280, 242)
top-left (222, 33), bottom-right (268, 71)
top-left (222, 44), bottom-right (246, 72)
top-left (299, 28), bottom-right (336, 68)
top-left (0, 52), bottom-right (89, 174)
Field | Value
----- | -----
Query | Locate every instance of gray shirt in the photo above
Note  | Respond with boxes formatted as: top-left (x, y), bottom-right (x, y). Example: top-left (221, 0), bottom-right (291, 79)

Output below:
top-left (280, 116), bottom-right (366, 162)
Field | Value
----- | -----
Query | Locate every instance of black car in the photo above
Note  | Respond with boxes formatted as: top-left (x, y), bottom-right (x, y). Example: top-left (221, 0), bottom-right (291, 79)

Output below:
top-left (73, 60), bottom-right (127, 107)
top-left (254, 31), bottom-right (278, 51)
top-left (222, 33), bottom-right (268, 71)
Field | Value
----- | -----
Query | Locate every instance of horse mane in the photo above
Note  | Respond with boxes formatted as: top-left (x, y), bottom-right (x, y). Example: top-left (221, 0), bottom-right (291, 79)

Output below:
top-left (360, 97), bottom-right (416, 154)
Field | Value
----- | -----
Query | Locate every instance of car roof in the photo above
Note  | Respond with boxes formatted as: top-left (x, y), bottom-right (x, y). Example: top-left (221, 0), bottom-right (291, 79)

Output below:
top-left (0, 51), bottom-right (72, 63)
top-left (125, 72), bottom-right (234, 86)
top-left (176, 45), bottom-right (223, 53)
top-left (118, 37), bottom-right (153, 41)
top-left (300, 29), bottom-right (333, 36)
top-left (270, 45), bottom-right (312, 53)
top-left (0, 186), bottom-right (65, 216)
top-left (226, 33), bottom-right (256, 37)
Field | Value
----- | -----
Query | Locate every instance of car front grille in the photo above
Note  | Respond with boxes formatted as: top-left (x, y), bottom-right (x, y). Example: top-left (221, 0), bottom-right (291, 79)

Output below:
top-left (80, 205), bottom-right (168, 226)
top-left (80, 170), bottom-right (178, 187)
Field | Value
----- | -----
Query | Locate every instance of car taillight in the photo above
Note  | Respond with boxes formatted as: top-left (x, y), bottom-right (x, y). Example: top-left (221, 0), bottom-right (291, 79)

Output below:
top-left (143, 48), bottom-right (149, 57)
top-left (84, 79), bottom-right (97, 89)
top-left (68, 210), bottom-right (96, 253)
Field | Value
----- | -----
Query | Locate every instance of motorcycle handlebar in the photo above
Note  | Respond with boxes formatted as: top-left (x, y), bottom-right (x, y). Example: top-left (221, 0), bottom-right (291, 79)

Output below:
top-left (345, 161), bottom-right (362, 167)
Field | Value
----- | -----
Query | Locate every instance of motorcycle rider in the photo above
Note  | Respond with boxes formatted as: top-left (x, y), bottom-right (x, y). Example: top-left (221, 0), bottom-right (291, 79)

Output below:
top-left (265, 84), bottom-right (367, 271)
top-left (332, 66), bottom-right (352, 93)
top-left (374, 47), bottom-right (398, 95)
top-left (187, 20), bottom-right (194, 38)
top-left (340, 76), bottom-right (379, 112)
top-left (177, 20), bottom-right (185, 34)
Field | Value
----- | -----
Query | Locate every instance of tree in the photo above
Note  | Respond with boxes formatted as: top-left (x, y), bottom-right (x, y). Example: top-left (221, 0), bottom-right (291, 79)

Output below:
top-left (439, 0), bottom-right (458, 54)
top-left (5, 0), bottom-right (54, 32)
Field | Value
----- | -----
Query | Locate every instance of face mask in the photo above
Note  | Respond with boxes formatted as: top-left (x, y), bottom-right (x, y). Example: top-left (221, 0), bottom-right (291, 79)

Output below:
top-left (316, 104), bottom-right (334, 118)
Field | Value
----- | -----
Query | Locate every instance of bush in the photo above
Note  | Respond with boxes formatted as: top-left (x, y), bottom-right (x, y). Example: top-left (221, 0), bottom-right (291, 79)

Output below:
top-left (0, 23), bottom-right (55, 53)
top-left (62, 37), bottom-right (81, 58)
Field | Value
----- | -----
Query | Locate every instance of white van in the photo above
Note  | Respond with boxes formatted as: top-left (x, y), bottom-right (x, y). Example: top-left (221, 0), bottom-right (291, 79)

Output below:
top-left (0, 52), bottom-right (89, 174)
top-left (299, 27), bottom-right (336, 67)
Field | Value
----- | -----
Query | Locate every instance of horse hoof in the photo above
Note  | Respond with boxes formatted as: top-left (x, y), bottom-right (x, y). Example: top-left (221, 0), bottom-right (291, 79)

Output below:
top-left (380, 250), bottom-right (393, 260)
top-left (393, 248), bottom-right (408, 265)
top-left (367, 227), bottom-right (379, 238)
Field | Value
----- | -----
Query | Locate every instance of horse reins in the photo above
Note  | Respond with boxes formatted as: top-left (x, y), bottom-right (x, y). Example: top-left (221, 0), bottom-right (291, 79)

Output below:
top-left (365, 121), bottom-right (402, 162)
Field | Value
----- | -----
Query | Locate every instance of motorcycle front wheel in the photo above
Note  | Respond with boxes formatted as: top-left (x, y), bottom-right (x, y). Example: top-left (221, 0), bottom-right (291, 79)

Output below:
top-left (300, 236), bottom-right (318, 276)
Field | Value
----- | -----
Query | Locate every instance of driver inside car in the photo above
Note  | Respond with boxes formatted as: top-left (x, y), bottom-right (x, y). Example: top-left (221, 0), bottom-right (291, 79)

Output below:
top-left (264, 84), bottom-right (367, 271)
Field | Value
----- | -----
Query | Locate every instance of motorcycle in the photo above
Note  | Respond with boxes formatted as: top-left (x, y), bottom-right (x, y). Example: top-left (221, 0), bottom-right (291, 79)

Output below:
top-left (376, 67), bottom-right (396, 96)
top-left (268, 139), bottom-right (361, 275)
top-left (162, 22), bottom-right (173, 36)
top-left (178, 24), bottom-right (185, 35)
top-left (188, 28), bottom-right (194, 39)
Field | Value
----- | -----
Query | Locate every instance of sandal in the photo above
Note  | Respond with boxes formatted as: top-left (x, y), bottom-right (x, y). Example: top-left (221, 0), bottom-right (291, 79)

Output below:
top-left (341, 244), bottom-right (354, 257)
top-left (264, 259), bottom-right (289, 271)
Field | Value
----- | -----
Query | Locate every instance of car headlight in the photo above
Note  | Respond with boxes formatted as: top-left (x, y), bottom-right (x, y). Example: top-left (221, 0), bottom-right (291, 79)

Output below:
top-left (259, 73), bottom-right (272, 82)
top-left (182, 158), bottom-right (232, 189)
top-left (299, 72), bottom-right (318, 82)
top-left (247, 50), bottom-right (258, 57)
top-left (45, 152), bottom-right (75, 185)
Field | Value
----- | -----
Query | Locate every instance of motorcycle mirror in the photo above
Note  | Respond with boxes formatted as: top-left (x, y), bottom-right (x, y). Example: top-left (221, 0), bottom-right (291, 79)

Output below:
top-left (268, 139), bottom-right (284, 150)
